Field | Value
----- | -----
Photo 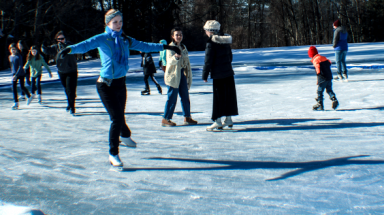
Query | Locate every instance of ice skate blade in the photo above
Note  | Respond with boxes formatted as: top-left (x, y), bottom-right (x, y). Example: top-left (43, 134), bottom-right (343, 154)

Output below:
top-left (110, 166), bottom-right (123, 172)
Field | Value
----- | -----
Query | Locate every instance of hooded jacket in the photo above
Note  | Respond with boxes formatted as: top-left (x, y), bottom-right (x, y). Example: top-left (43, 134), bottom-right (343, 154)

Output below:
top-left (41, 41), bottom-right (78, 74)
top-left (68, 29), bottom-right (164, 80)
top-left (311, 54), bottom-right (333, 84)
top-left (164, 42), bottom-right (192, 89)
top-left (333, 26), bottom-right (348, 51)
top-left (202, 33), bottom-right (234, 80)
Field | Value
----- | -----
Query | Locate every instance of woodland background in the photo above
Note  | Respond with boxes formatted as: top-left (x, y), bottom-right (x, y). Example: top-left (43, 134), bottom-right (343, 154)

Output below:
top-left (0, 0), bottom-right (383, 70)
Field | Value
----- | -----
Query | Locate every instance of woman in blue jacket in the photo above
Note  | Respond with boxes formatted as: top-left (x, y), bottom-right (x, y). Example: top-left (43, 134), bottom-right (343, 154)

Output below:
top-left (332, 20), bottom-right (349, 81)
top-left (58, 9), bottom-right (180, 167)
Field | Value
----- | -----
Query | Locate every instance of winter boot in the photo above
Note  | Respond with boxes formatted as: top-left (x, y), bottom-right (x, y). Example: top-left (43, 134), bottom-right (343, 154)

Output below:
top-left (206, 118), bottom-right (223, 131)
top-left (331, 96), bottom-right (339, 110)
top-left (342, 73), bottom-right (348, 82)
top-left (37, 94), bottom-right (42, 104)
top-left (12, 102), bottom-right (19, 110)
top-left (70, 107), bottom-right (76, 115)
top-left (120, 137), bottom-right (137, 148)
top-left (313, 98), bottom-right (324, 111)
top-left (184, 117), bottom-right (198, 125)
top-left (141, 88), bottom-right (150, 95)
top-left (26, 95), bottom-right (34, 105)
top-left (156, 84), bottom-right (162, 95)
top-left (222, 116), bottom-right (234, 129)
top-left (162, 118), bottom-right (176, 127)
top-left (109, 154), bottom-right (123, 167)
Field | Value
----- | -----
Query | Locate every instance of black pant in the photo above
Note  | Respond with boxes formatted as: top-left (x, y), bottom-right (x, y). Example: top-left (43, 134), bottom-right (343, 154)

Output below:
top-left (97, 77), bottom-right (131, 156)
top-left (31, 75), bottom-right (42, 95)
top-left (21, 69), bottom-right (31, 96)
top-left (12, 76), bottom-right (31, 102)
top-left (144, 74), bottom-right (159, 90)
top-left (58, 71), bottom-right (78, 109)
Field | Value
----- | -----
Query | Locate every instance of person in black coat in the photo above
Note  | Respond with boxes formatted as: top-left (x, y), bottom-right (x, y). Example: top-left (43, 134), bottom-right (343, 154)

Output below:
top-left (17, 40), bottom-right (31, 100)
top-left (140, 52), bottom-right (162, 95)
top-left (41, 31), bottom-right (78, 114)
top-left (202, 20), bottom-right (238, 131)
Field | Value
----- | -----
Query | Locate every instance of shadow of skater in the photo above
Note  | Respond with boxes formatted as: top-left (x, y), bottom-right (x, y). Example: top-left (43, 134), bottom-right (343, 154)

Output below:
top-left (120, 155), bottom-right (384, 181)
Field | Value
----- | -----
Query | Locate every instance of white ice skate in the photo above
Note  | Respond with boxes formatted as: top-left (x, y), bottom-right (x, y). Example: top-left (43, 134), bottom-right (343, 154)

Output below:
top-left (206, 118), bottom-right (223, 131)
top-left (26, 95), bottom-right (34, 105)
top-left (222, 116), bottom-right (233, 129)
top-left (18, 95), bottom-right (26, 101)
top-left (37, 94), bottom-right (42, 104)
top-left (120, 137), bottom-right (137, 148)
top-left (12, 102), bottom-right (19, 110)
top-left (109, 154), bottom-right (123, 167)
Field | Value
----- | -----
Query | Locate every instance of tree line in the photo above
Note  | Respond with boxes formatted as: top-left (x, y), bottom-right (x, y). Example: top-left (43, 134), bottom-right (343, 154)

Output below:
top-left (1, 0), bottom-right (383, 70)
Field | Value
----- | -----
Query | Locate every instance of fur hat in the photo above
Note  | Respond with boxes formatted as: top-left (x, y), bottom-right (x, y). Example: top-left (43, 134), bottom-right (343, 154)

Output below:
top-left (308, 46), bottom-right (318, 58)
top-left (204, 20), bottom-right (221, 32)
top-left (105, 10), bottom-right (123, 25)
top-left (333, 20), bottom-right (341, 27)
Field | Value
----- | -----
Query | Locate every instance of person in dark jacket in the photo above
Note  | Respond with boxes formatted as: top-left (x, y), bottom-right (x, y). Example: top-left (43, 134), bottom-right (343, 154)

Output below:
top-left (202, 20), bottom-right (238, 131)
top-left (8, 43), bottom-right (33, 110)
top-left (140, 52), bottom-right (162, 95)
top-left (308, 46), bottom-right (339, 111)
top-left (332, 20), bottom-right (349, 81)
top-left (41, 31), bottom-right (78, 114)
top-left (17, 40), bottom-right (31, 100)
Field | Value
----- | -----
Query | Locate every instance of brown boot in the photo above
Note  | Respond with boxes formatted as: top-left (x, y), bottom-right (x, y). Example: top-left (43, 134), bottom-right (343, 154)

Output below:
top-left (162, 118), bottom-right (176, 127)
top-left (184, 117), bottom-right (198, 125)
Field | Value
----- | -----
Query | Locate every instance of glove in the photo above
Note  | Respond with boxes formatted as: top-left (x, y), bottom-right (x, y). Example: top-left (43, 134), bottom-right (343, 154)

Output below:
top-left (163, 45), bottom-right (181, 55)
top-left (58, 47), bottom-right (71, 59)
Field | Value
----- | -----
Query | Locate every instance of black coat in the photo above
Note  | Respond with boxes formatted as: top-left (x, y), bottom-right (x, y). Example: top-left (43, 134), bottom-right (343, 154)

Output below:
top-left (202, 33), bottom-right (234, 80)
top-left (41, 41), bottom-right (77, 74)
top-left (140, 53), bottom-right (156, 75)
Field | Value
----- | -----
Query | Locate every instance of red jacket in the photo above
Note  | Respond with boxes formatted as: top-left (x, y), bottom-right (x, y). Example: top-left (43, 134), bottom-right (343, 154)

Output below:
top-left (310, 54), bottom-right (333, 84)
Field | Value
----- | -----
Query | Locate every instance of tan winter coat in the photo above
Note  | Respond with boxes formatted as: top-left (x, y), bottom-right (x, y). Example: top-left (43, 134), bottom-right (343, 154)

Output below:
top-left (164, 42), bottom-right (192, 89)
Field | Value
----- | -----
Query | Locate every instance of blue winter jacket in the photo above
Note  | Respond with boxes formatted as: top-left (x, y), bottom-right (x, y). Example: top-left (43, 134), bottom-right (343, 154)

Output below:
top-left (159, 39), bottom-right (167, 66)
top-left (333, 26), bottom-right (348, 51)
top-left (68, 30), bottom-right (164, 79)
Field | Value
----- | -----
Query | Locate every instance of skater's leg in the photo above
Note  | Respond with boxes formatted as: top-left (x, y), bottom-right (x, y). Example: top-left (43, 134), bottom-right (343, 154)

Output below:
top-left (12, 79), bottom-right (19, 103)
top-left (341, 51), bottom-right (348, 78)
top-left (150, 74), bottom-right (159, 85)
top-left (36, 75), bottom-right (42, 95)
top-left (31, 77), bottom-right (37, 95)
top-left (325, 81), bottom-right (336, 99)
top-left (335, 51), bottom-right (342, 76)
top-left (25, 68), bottom-right (31, 86)
top-left (178, 72), bottom-right (191, 118)
top-left (116, 77), bottom-right (131, 138)
top-left (19, 77), bottom-right (30, 98)
top-left (67, 72), bottom-right (78, 111)
top-left (58, 72), bottom-right (70, 108)
top-left (313, 82), bottom-right (326, 110)
top-left (97, 78), bottom-right (126, 156)
top-left (144, 74), bottom-right (150, 90)
top-left (163, 86), bottom-right (179, 120)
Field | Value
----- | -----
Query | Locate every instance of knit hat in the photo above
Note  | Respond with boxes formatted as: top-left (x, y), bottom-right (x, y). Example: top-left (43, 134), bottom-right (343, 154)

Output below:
top-left (333, 20), bottom-right (341, 27)
top-left (105, 10), bottom-right (123, 25)
top-left (203, 20), bottom-right (221, 32)
top-left (308, 46), bottom-right (318, 58)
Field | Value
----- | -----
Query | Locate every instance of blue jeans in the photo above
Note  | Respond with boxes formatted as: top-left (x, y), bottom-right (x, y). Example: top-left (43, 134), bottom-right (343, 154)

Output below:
top-left (163, 70), bottom-right (191, 120)
top-left (335, 51), bottom-right (348, 75)
top-left (317, 80), bottom-right (336, 101)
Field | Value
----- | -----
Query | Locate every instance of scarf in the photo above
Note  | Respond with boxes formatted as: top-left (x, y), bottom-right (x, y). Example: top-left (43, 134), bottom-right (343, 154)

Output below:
top-left (105, 26), bottom-right (127, 65)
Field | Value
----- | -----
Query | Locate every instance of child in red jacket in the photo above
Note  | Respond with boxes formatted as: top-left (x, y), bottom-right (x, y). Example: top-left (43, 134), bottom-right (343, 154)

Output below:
top-left (308, 46), bottom-right (339, 111)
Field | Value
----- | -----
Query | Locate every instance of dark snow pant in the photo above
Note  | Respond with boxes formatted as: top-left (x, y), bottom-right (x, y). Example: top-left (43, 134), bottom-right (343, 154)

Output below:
top-left (97, 77), bottom-right (131, 156)
top-left (58, 71), bottom-right (77, 109)
top-left (317, 80), bottom-right (336, 101)
top-left (163, 70), bottom-right (191, 120)
top-left (12, 76), bottom-right (31, 102)
top-left (212, 75), bottom-right (239, 121)
top-left (31, 75), bottom-right (42, 95)
top-left (144, 74), bottom-right (159, 90)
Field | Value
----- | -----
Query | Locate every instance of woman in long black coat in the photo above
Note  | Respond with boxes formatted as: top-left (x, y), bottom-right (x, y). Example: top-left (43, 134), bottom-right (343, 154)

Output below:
top-left (140, 52), bottom-right (162, 95)
top-left (202, 20), bottom-right (238, 131)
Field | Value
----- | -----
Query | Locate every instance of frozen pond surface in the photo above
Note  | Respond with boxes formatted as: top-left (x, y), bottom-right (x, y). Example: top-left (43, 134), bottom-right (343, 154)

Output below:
top-left (1, 43), bottom-right (384, 214)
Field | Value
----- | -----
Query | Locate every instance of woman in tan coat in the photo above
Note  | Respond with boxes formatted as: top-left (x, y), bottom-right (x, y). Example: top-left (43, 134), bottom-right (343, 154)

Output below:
top-left (162, 27), bottom-right (197, 127)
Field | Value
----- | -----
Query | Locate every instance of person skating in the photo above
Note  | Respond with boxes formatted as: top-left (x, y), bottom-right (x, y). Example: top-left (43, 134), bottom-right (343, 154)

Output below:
top-left (41, 31), bottom-right (78, 114)
top-left (57, 9), bottom-right (181, 167)
top-left (8, 43), bottom-right (33, 109)
top-left (202, 20), bottom-right (238, 131)
top-left (332, 19), bottom-right (349, 81)
top-left (308, 46), bottom-right (339, 111)
top-left (23, 45), bottom-right (53, 104)
top-left (159, 39), bottom-right (167, 72)
top-left (140, 52), bottom-right (162, 95)
top-left (17, 40), bottom-right (31, 101)
top-left (162, 27), bottom-right (198, 127)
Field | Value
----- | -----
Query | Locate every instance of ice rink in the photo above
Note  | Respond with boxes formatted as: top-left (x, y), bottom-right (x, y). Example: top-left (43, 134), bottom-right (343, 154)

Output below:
top-left (1, 43), bottom-right (384, 214)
